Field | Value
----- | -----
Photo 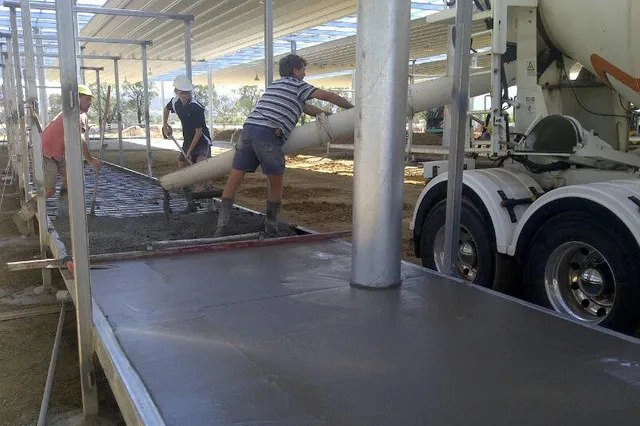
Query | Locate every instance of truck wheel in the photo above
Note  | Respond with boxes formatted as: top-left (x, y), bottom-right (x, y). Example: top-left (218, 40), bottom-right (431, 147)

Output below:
top-left (420, 198), bottom-right (495, 287)
top-left (524, 211), bottom-right (640, 334)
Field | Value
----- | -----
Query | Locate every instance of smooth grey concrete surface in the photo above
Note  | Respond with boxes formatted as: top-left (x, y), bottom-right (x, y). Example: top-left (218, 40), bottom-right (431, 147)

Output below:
top-left (91, 240), bottom-right (640, 426)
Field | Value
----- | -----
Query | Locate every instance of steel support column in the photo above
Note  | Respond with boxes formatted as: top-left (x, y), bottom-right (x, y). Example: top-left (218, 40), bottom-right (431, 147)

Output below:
top-left (55, 0), bottom-right (99, 417)
top-left (264, 0), bottom-right (273, 87)
top-left (442, 25), bottom-right (454, 148)
top-left (34, 28), bottom-right (49, 125)
top-left (207, 67), bottom-right (214, 135)
top-left (2, 47), bottom-right (17, 171)
top-left (113, 59), bottom-right (123, 166)
top-left (9, 7), bottom-right (30, 199)
top-left (405, 59), bottom-right (416, 163)
top-left (94, 69), bottom-right (104, 157)
top-left (0, 51), bottom-right (9, 149)
top-left (5, 46), bottom-right (20, 177)
top-left (351, 0), bottom-right (411, 288)
top-left (79, 45), bottom-right (86, 84)
top-left (442, 0), bottom-right (473, 277)
top-left (20, 0), bottom-right (52, 292)
top-left (184, 20), bottom-right (192, 81)
top-left (141, 44), bottom-right (152, 176)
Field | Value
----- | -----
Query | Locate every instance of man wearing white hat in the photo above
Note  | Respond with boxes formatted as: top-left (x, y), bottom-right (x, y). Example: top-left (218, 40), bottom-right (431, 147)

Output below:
top-left (162, 75), bottom-right (213, 167)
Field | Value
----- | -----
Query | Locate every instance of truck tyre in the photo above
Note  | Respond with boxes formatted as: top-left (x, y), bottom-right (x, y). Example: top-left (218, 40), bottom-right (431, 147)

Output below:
top-left (524, 211), bottom-right (640, 334)
top-left (420, 198), bottom-right (495, 287)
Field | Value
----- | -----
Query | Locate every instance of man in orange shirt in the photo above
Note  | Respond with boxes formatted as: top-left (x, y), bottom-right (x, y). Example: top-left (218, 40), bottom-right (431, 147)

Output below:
top-left (13, 84), bottom-right (102, 233)
top-left (42, 83), bottom-right (102, 198)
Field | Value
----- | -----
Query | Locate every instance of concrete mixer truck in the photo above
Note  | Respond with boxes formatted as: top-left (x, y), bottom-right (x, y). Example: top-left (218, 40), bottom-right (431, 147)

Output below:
top-left (411, 0), bottom-right (640, 334)
top-left (159, 0), bottom-right (640, 333)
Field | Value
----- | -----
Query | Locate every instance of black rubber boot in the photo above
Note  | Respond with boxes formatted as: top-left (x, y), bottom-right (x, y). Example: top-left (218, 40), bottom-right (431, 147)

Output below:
top-left (182, 187), bottom-right (197, 213)
top-left (264, 201), bottom-right (281, 237)
top-left (215, 198), bottom-right (233, 236)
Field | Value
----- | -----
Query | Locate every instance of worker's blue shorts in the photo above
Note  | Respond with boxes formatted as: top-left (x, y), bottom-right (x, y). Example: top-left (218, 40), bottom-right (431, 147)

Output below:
top-left (232, 124), bottom-right (285, 175)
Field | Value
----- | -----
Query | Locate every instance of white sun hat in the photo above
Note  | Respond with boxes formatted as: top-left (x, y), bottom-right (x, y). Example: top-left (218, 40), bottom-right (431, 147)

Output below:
top-left (173, 75), bottom-right (193, 91)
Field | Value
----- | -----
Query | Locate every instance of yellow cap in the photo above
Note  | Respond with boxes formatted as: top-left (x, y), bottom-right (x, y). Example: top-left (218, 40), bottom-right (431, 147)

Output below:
top-left (78, 84), bottom-right (94, 97)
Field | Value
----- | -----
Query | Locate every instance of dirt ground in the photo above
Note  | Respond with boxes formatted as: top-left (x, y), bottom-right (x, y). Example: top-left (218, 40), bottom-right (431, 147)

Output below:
top-left (0, 147), bottom-right (125, 425)
top-left (0, 141), bottom-right (429, 425)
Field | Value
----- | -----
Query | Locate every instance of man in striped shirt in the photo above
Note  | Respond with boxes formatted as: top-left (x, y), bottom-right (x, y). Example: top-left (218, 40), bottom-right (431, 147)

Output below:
top-left (216, 54), bottom-right (354, 236)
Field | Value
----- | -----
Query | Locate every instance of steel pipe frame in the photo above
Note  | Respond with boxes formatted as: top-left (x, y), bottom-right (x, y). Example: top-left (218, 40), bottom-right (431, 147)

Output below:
top-left (442, 1), bottom-right (473, 277)
top-left (405, 59), bottom-right (417, 164)
top-left (55, 0), bottom-right (99, 417)
top-left (0, 31), bottom-right (152, 46)
top-left (9, 7), bottom-right (30, 203)
top-left (3, 0), bottom-right (194, 21)
top-left (37, 66), bottom-right (105, 71)
top-left (141, 43), bottom-right (152, 176)
top-left (0, 47), bottom-right (122, 61)
top-left (263, 0), bottom-right (274, 87)
top-left (34, 28), bottom-right (49, 125)
top-left (34, 33), bottom-right (153, 46)
top-left (114, 58), bottom-right (124, 166)
top-left (19, 0), bottom-right (52, 293)
top-left (25, 35), bottom-right (152, 175)
top-left (351, 1), bottom-right (411, 288)
top-left (207, 67), bottom-right (214, 135)
top-left (30, 54), bottom-right (123, 161)
top-left (1, 47), bottom-right (18, 176)
top-left (93, 68), bottom-right (105, 158)
top-left (184, 20), bottom-right (192, 81)
top-left (79, 46), bottom-right (86, 84)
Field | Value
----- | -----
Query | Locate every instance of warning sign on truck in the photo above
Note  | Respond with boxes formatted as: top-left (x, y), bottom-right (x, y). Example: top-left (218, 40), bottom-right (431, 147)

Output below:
top-left (526, 60), bottom-right (536, 76)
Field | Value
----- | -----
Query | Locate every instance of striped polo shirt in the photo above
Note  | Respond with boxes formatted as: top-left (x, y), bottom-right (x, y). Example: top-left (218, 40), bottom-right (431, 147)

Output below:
top-left (245, 77), bottom-right (317, 139)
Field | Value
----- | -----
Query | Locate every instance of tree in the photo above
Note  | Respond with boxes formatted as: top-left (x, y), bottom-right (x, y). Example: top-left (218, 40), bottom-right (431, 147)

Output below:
top-left (88, 83), bottom-right (117, 124)
top-left (214, 94), bottom-right (243, 126)
top-left (234, 85), bottom-right (261, 118)
top-left (192, 84), bottom-right (212, 109)
top-left (48, 93), bottom-right (62, 117)
top-left (122, 81), bottom-right (158, 124)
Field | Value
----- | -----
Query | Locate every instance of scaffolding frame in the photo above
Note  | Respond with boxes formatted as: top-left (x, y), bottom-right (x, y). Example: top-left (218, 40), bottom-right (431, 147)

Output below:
top-left (4, 0), bottom-right (196, 421)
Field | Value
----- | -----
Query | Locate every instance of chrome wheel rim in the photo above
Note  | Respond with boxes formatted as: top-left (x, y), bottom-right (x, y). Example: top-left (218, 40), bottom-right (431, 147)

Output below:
top-left (433, 225), bottom-right (479, 281)
top-left (544, 241), bottom-right (615, 323)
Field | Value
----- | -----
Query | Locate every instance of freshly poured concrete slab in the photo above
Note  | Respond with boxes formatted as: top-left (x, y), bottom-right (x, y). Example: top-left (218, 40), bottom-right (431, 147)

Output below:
top-left (90, 240), bottom-right (640, 426)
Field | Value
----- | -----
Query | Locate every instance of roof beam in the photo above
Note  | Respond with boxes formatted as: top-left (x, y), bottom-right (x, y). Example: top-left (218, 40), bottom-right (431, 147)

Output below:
top-left (2, 1), bottom-right (194, 21)
top-left (13, 32), bottom-right (153, 45)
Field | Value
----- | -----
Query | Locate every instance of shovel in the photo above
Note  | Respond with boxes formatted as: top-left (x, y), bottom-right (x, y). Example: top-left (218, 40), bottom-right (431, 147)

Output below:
top-left (170, 134), bottom-right (193, 165)
top-left (89, 168), bottom-right (100, 216)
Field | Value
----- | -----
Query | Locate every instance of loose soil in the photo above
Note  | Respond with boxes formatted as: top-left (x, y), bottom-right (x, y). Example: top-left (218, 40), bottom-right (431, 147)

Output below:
top-left (0, 147), bottom-right (125, 425)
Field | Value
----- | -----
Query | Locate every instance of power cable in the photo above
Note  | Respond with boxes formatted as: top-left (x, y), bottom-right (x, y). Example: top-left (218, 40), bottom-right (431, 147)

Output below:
top-left (562, 67), bottom-right (629, 119)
